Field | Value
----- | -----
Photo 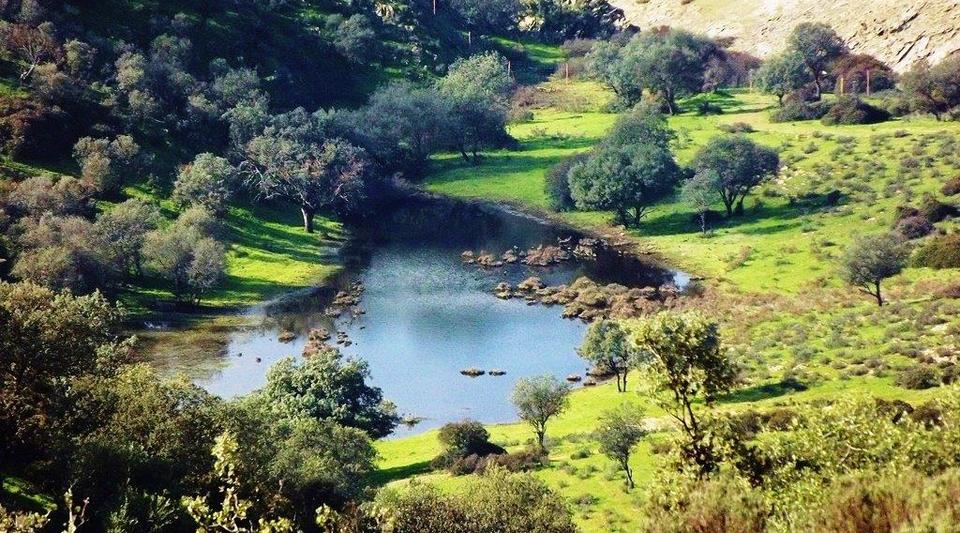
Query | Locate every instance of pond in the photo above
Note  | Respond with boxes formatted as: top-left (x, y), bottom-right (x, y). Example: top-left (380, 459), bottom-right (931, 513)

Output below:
top-left (145, 196), bottom-right (686, 437)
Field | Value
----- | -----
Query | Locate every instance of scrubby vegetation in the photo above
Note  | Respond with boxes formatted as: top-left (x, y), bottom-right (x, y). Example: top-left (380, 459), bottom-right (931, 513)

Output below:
top-left (5, 2), bottom-right (960, 531)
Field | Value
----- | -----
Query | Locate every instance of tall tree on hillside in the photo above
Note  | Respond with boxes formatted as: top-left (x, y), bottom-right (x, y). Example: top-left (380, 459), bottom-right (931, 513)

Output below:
top-left (786, 22), bottom-right (846, 99)
top-left (243, 136), bottom-right (371, 232)
top-left (693, 135), bottom-right (779, 216)
top-left (596, 404), bottom-right (647, 489)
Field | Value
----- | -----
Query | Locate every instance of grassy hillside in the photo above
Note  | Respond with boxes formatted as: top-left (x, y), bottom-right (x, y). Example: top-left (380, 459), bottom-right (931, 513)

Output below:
top-left (379, 80), bottom-right (960, 531)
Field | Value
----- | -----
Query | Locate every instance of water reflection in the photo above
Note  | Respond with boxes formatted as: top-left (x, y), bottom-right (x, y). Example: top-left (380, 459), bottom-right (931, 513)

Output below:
top-left (154, 197), bottom-right (684, 437)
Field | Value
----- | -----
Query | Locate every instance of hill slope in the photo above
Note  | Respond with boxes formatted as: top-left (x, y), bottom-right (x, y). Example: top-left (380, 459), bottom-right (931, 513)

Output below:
top-left (613, 0), bottom-right (960, 71)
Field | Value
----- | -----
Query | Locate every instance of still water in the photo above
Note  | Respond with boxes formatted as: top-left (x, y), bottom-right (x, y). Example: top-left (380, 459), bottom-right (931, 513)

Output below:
top-left (149, 197), bottom-right (684, 437)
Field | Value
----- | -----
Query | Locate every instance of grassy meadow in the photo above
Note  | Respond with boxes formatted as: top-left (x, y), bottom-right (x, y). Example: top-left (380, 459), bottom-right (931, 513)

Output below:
top-left (379, 79), bottom-right (960, 531)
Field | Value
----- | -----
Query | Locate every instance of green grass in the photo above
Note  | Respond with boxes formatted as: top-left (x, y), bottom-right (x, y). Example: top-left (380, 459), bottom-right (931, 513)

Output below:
top-left (386, 81), bottom-right (960, 531)
top-left (426, 83), bottom-right (960, 293)
top-left (118, 184), bottom-right (344, 314)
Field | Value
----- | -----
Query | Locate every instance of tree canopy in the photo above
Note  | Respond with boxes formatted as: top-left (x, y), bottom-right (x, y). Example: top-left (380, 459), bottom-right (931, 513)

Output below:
top-left (693, 135), bottom-right (779, 216)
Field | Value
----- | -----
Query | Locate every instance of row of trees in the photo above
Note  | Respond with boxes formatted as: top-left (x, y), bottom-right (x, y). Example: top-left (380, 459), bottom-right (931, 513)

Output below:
top-left (547, 105), bottom-right (779, 228)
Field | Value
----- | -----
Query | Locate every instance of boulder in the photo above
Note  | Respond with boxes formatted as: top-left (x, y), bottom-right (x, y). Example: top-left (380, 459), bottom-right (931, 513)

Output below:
top-left (517, 276), bottom-right (545, 292)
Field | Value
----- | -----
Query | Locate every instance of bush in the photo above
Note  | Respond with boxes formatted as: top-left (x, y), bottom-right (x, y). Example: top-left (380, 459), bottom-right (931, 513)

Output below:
top-left (941, 176), bottom-right (960, 196)
top-left (913, 233), bottom-right (960, 269)
top-left (545, 153), bottom-right (587, 211)
top-left (894, 365), bottom-right (941, 390)
top-left (0, 96), bottom-right (74, 160)
top-left (770, 99), bottom-right (832, 123)
top-left (918, 195), bottom-right (959, 223)
top-left (821, 96), bottom-right (891, 125)
top-left (895, 215), bottom-right (934, 239)
top-left (434, 420), bottom-right (506, 472)
top-left (717, 122), bottom-right (755, 134)
top-left (874, 89), bottom-right (912, 117)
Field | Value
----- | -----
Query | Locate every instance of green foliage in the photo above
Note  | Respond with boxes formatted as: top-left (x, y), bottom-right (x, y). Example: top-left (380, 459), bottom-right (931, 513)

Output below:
top-left (913, 232), bottom-right (960, 269)
top-left (630, 311), bottom-right (733, 475)
top-left (569, 106), bottom-right (680, 226)
top-left (769, 98), bottom-right (833, 123)
top-left (755, 51), bottom-right (812, 106)
top-left (511, 375), bottom-right (571, 450)
top-left (588, 29), bottom-right (718, 111)
top-left (243, 133), bottom-right (373, 232)
top-left (544, 153), bottom-right (587, 211)
top-left (681, 170), bottom-right (718, 233)
top-left (72, 364), bottom-right (222, 511)
top-left (596, 403), bottom-right (647, 489)
top-left (786, 22), bottom-right (846, 98)
top-left (172, 153), bottom-right (238, 217)
top-left (258, 347), bottom-right (399, 439)
top-left (370, 467), bottom-right (577, 533)
top-left (143, 208), bottom-right (226, 305)
top-left (182, 432), bottom-right (295, 533)
top-left (901, 57), bottom-right (960, 120)
top-left (437, 52), bottom-right (513, 165)
top-left (347, 80), bottom-right (451, 177)
top-left (693, 134), bottom-right (779, 216)
top-left (840, 233), bottom-right (909, 305)
top-left (578, 319), bottom-right (633, 391)
top-left (523, 0), bottom-right (624, 43)
top-left (895, 365), bottom-right (942, 390)
top-left (821, 96), bottom-right (891, 125)
top-left (0, 281), bottom-right (126, 465)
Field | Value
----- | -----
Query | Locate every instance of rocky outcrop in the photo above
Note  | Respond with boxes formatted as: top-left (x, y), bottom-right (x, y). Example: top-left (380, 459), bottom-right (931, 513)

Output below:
top-left (612, 0), bottom-right (960, 71)
top-left (496, 276), bottom-right (676, 321)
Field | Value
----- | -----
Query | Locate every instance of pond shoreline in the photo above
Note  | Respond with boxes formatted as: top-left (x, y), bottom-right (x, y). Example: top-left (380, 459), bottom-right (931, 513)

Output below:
top-left (135, 190), bottom-right (687, 436)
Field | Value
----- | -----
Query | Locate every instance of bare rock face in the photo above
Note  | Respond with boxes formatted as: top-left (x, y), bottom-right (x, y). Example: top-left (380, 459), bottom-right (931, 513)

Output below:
top-left (612, 0), bottom-right (960, 71)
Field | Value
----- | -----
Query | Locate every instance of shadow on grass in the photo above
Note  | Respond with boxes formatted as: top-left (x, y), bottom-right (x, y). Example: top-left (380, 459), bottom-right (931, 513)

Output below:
top-left (720, 379), bottom-right (808, 404)
top-left (640, 201), bottom-right (808, 238)
top-left (371, 460), bottom-right (434, 486)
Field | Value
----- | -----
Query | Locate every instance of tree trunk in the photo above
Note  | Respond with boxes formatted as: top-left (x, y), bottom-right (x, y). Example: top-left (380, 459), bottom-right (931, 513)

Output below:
top-left (301, 207), bottom-right (315, 233)
top-left (536, 429), bottom-right (546, 450)
top-left (874, 281), bottom-right (884, 306)
top-left (700, 212), bottom-right (707, 234)
top-left (813, 75), bottom-right (823, 100)
top-left (624, 462), bottom-right (635, 489)
top-left (723, 197), bottom-right (734, 217)
top-left (777, 93), bottom-right (784, 107)
top-left (621, 370), bottom-right (627, 392)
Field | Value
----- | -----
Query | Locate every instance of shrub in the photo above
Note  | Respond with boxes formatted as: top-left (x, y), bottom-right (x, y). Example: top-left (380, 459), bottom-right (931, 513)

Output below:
top-left (894, 365), bottom-right (941, 390)
top-left (821, 96), bottom-right (891, 125)
top-left (918, 195), bottom-right (959, 222)
top-left (770, 99), bottom-right (832, 123)
top-left (941, 176), bottom-right (960, 196)
top-left (913, 233), bottom-right (960, 269)
top-left (434, 420), bottom-right (506, 472)
top-left (545, 153), bottom-right (587, 211)
top-left (895, 215), bottom-right (933, 239)
top-left (717, 122), bottom-right (754, 134)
